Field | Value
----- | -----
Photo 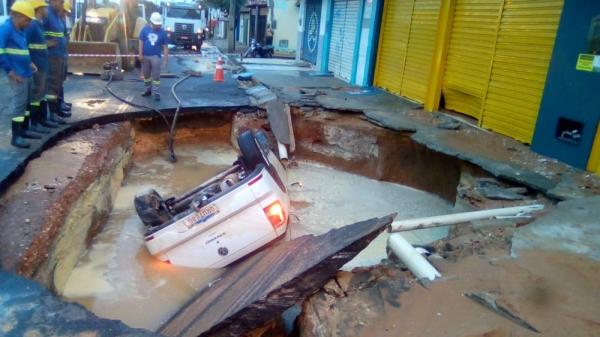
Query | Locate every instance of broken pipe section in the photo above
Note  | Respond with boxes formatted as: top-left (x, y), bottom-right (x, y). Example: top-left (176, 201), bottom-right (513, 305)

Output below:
top-left (387, 233), bottom-right (441, 282)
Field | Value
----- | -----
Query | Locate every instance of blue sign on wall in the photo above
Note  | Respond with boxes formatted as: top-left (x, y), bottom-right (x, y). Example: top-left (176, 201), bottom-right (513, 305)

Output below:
top-left (532, 1), bottom-right (600, 169)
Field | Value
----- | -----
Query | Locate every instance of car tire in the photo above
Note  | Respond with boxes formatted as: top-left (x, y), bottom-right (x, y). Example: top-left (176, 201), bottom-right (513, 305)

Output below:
top-left (238, 131), bottom-right (267, 171)
top-left (134, 189), bottom-right (172, 227)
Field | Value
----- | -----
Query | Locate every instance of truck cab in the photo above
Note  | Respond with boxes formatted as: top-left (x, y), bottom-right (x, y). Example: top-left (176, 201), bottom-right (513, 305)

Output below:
top-left (161, 1), bottom-right (206, 50)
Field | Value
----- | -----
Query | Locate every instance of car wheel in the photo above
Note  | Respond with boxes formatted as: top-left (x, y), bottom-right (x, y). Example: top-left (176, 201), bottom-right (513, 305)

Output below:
top-left (134, 189), bottom-right (172, 227)
top-left (238, 131), bottom-right (268, 171)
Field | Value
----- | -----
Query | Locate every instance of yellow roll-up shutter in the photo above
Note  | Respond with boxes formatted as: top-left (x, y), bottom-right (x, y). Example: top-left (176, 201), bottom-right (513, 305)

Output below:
top-left (373, 0), bottom-right (414, 95)
top-left (442, 0), bottom-right (503, 119)
top-left (481, 0), bottom-right (563, 143)
top-left (401, 0), bottom-right (442, 103)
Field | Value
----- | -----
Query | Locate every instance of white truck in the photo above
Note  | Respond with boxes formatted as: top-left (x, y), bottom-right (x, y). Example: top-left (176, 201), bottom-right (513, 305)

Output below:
top-left (161, 1), bottom-right (207, 50)
top-left (134, 131), bottom-right (290, 268)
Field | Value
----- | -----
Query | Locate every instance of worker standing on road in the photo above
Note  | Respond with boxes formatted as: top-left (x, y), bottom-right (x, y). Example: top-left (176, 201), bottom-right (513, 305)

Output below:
top-left (139, 12), bottom-right (168, 101)
top-left (0, 1), bottom-right (38, 148)
top-left (26, 0), bottom-right (58, 134)
top-left (44, 0), bottom-right (69, 123)
top-left (60, 0), bottom-right (72, 113)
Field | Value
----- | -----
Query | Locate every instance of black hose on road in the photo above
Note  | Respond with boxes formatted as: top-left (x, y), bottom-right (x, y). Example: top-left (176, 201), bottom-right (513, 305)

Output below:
top-left (168, 74), bottom-right (191, 163)
top-left (105, 73), bottom-right (177, 162)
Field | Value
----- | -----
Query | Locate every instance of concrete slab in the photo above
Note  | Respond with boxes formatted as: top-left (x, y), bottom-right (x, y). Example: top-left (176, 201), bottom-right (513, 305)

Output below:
top-left (253, 70), bottom-right (348, 89)
top-left (363, 110), bottom-right (417, 132)
top-left (0, 46), bottom-right (249, 194)
top-left (512, 196), bottom-right (600, 261)
top-left (316, 88), bottom-right (420, 113)
top-left (160, 214), bottom-right (395, 337)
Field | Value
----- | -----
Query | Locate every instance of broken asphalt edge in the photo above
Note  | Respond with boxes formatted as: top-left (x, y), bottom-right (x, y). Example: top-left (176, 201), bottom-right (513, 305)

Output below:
top-left (252, 79), bottom-right (586, 201)
top-left (0, 105), bottom-right (252, 197)
top-left (159, 214), bottom-right (396, 337)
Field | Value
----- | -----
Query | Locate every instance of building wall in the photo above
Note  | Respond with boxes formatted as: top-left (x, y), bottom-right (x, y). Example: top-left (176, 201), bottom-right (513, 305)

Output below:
top-left (532, 0), bottom-right (600, 171)
top-left (270, 0), bottom-right (299, 55)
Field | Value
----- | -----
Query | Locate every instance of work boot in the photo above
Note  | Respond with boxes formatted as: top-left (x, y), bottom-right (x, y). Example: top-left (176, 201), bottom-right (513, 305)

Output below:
top-left (48, 101), bottom-right (67, 124)
top-left (61, 100), bottom-right (72, 112)
top-left (141, 88), bottom-right (151, 97)
top-left (21, 111), bottom-right (43, 139)
top-left (55, 99), bottom-right (72, 118)
top-left (28, 104), bottom-right (51, 134)
top-left (11, 117), bottom-right (31, 148)
top-left (154, 93), bottom-right (161, 101)
top-left (39, 101), bottom-right (59, 128)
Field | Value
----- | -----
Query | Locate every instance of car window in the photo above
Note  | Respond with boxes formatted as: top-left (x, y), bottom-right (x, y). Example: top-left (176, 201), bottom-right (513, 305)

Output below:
top-left (167, 8), bottom-right (201, 19)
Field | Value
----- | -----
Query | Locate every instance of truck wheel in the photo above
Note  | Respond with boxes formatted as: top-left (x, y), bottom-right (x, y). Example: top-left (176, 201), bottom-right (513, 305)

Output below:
top-left (134, 189), bottom-right (172, 227)
top-left (238, 131), bottom-right (267, 171)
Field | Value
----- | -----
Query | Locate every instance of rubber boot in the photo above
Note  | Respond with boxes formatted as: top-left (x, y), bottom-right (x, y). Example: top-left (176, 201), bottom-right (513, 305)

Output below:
top-left (48, 100), bottom-right (67, 125)
top-left (61, 100), bottom-right (72, 112)
top-left (28, 104), bottom-right (51, 134)
top-left (39, 101), bottom-right (59, 128)
top-left (21, 111), bottom-right (43, 139)
top-left (11, 117), bottom-right (31, 148)
top-left (56, 99), bottom-right (72, 118)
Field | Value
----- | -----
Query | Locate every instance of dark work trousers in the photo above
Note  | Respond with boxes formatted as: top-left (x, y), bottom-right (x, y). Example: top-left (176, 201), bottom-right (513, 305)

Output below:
top-left (46, 56), bottom-right (64, 103)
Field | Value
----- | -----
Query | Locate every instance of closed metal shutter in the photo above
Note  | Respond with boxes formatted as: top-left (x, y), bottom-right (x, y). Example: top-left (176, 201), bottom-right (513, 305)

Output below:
top-left (328, 0), bottom-right (360, 81)
top-left (373, 0), bottom-right (414, 95)
top-left (442, 0), bottom-right (503, 119)
top-left (373, 0), bottom-right (440, 103)
top-left (401, 0), bottom-right (442, 103)
top-left (481, 0), bottom-right (563, 143)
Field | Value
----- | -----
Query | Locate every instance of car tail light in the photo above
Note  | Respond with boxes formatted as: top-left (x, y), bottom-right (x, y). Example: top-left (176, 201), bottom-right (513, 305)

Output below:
top-left (263, 201), bottom-right (285, 229)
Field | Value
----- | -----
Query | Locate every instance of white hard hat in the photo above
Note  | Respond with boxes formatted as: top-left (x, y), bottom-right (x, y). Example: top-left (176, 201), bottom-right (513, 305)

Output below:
top-left (150, 12), bottom-right (163, 25)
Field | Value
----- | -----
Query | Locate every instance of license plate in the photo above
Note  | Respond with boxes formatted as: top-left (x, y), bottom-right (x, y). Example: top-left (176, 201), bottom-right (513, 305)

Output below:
top-left (180, 36), bottom-right (189, 40)
top-left (183, 204), bottom-right (219, 229)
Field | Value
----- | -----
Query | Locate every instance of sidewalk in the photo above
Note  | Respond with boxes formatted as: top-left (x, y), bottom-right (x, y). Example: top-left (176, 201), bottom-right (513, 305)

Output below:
top-left (247, 65), bottom-right (600, 201)
top-left (0, 44), bottom-right (249, 193)
top-left (210, 38), bottom-right (248, 55)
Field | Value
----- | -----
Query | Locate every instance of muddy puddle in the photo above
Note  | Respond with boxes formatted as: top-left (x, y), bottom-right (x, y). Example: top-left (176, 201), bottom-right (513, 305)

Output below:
top-left (286, 161), bottom-right (452, 270)
top-left (61, 143), bottom-right (452, 331)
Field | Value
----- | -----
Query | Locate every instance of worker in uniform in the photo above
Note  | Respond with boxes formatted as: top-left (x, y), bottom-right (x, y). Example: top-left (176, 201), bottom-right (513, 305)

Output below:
top-left (60, 0), bottom-right (72, 112)
top-left (139, 12), bottom-right (168, 101)
top-left (0, 1), bottom-right (38, 148)
top-left (26, 0), bottom-right (59, 134)
top-left (44, 0), bottom-right (69, 123)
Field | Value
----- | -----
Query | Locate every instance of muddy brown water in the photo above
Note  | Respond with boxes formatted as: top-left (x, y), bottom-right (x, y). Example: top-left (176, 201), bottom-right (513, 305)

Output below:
top-left (61, 141), bottom-right (452, 331)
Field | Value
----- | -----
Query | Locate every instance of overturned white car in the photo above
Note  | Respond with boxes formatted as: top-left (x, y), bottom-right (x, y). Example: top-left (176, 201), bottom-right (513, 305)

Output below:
top-left (134, 131), bottom-right (290, 268)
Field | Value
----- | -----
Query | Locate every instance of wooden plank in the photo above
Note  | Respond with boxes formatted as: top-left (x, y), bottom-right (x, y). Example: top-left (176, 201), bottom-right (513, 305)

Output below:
top-left (266, 100), bottom-right (295, 150)
top-left (159, 214), bottom-right (396, 337)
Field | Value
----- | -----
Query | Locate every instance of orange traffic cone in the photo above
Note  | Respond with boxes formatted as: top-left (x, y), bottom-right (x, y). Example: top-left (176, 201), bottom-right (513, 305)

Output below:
top-left (214, 57), bottom-right (224, 82)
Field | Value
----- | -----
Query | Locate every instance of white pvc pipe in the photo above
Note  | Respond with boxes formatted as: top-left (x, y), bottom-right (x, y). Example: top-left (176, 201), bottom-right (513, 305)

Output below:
top-left (277, 141), bottom-right (288, 160)
top-left (387, 233), bottom-right (441, 281)
top-left (389, 204), bottom-right (544, 233)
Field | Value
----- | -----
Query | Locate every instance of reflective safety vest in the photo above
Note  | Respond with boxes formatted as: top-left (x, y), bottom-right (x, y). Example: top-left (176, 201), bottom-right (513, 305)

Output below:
top-left (0, 19), bottom-right (33, 78)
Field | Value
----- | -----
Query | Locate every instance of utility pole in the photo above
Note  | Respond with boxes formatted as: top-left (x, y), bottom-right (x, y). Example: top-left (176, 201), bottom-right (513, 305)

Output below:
top-left (227, 0), bottom-right (236, 53)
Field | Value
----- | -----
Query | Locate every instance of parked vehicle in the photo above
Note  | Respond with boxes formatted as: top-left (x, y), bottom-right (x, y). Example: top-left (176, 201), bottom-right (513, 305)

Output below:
top-left (243, 38), bottom-right (274, 58)
top-left (134, 131), bottom-right (290, 268)
top-left (162, 1), bottom-right (206, 51)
